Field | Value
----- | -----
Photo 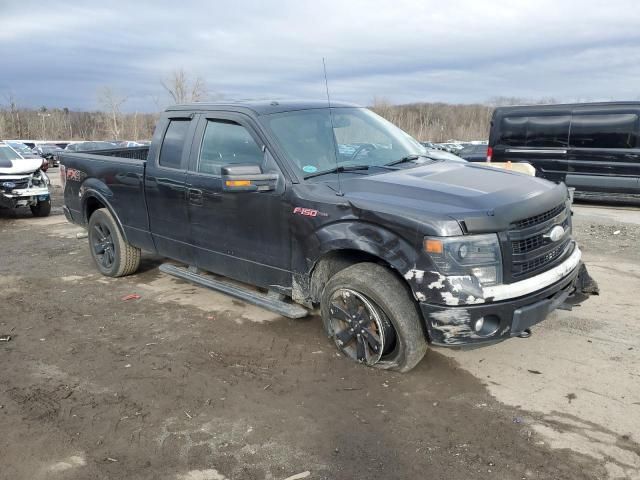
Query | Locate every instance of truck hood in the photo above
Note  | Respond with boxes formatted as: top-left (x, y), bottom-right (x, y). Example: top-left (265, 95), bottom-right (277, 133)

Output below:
top-left (0, 158), bottom-right (43, 175)
top-left (342, 161), bottom-right (568, 234)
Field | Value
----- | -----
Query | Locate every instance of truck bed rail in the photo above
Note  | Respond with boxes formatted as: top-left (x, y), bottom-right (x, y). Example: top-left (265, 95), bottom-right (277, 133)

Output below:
top-left (87, 146), bottom-right (149, 161)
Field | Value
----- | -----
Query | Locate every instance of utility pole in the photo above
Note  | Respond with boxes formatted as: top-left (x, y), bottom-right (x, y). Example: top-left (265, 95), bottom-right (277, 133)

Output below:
top-left (37, 112), bottom-right (51, 140)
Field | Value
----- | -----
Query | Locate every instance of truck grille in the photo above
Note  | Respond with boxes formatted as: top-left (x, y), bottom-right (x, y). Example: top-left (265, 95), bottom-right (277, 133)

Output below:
top-left (0, 177), bottom-right (30, 192)
top-left (516, 241), bottom-right (570, 276)
top-left (511, 203), bottom-right (565, 230)
top-left (505, 202), bottom-right (573, 281)
top-left (511, 217), bottom-right (571, 254)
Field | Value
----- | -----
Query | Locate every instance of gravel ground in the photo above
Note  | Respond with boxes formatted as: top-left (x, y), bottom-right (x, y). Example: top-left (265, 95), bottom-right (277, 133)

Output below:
top-left (0, 173), bottom-right (637, 480)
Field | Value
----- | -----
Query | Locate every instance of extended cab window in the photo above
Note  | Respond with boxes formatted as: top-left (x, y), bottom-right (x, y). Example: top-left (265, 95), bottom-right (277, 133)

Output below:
top-left (198, 120), bottom-right (263, 175)
top-left (570, 114), bottom-right (639, 149)
top-left (159, 119), bottom-right (190, 169)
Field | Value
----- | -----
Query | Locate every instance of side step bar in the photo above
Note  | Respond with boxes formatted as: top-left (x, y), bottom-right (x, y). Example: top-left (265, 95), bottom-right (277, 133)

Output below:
top-left (159, 263), bottom-right (308, 319)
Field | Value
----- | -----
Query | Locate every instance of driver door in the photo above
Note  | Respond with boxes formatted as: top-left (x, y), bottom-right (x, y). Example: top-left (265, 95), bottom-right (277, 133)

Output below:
top-left (185, 113), bottom-right (291, 289)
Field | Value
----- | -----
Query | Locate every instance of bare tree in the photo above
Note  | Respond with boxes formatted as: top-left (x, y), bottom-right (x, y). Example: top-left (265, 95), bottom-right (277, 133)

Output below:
top-left (97, 86), bottom-right (127, 140)
top-left (161, 68), bottom-right (208, 104)
top-left (5, 93), bottom-right (24, 138)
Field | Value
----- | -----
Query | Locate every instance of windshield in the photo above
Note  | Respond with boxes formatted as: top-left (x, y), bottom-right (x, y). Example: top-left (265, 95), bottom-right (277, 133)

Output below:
top-left (7, 142), bottom-right (32, 155)
top-left (264, 107), bottom-right (426, 178)
top-left (0, 146), bottom-right (20, 161)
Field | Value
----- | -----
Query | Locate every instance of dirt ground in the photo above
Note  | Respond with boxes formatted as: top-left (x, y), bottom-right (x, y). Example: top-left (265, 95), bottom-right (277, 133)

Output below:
top-left (0, 171), bottom-right (638, 480)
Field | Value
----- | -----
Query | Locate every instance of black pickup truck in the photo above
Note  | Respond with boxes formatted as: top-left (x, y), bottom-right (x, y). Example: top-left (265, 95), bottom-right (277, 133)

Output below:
top-left (61, 101), bottom-right (598, 372)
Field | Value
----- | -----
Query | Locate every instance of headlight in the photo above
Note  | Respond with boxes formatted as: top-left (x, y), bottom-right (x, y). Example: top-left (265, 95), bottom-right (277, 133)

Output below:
top-left (423, 234), bottom-right (503, 286)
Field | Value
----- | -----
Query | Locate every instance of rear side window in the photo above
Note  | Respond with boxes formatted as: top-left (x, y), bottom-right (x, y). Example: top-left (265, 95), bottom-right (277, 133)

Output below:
top-left (526, 116), bottom-right (570, 147)
top-left (500, 117), bottom-right (527, 146)
top-left (159, 119), bottom-right (190, 169)
top-left (499, 115), bottom-right (569, 147)
top-left (570, 114), bottom-right (638, 149)
top-left (197, 120), bottom-right (263, 175)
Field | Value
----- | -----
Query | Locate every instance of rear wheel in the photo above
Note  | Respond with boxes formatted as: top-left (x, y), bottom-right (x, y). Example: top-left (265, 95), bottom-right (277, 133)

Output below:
top-left (320, 262), bottom-right (427, 372)
top-left (30, 198), bottom-right (51, 217)
top-left (88, 208), bottom-right (141, 277)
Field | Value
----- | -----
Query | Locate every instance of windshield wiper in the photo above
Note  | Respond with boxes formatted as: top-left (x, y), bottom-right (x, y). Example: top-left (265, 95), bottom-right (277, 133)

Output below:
top-left (385, 154), bottom-right (432, 167)
top-left (304, 164), bottom-right (371, 179)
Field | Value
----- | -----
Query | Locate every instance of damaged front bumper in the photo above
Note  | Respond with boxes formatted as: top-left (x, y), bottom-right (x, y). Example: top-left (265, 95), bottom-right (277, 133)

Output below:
top-left (0, 186), bottom-right (50, 209)
top-left (419, 260), bottom-right (599, 347)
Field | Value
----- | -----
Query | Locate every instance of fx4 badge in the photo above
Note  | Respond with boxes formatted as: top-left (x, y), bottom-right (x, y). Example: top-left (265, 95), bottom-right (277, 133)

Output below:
top-left (292, 207), bottom-right (328, 217)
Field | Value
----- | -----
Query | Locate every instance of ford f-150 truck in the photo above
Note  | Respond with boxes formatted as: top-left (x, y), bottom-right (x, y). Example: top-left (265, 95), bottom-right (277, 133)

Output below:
top-left (60, 101), bottom-right (598, 372)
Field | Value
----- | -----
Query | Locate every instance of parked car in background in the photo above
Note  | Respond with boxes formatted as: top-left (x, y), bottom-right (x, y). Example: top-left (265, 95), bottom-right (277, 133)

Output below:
top-left (436, 142), bottom-right (464, 153)
top-left (488, 101), bottom-right (640, 196)
top-left (458, 143), bottom-right (488, 162)
top-left (0, 142), bottom-right (51, 216)
top-left (114, 141), bottom-right (145, 148)
top-left (5, 141), bottom-right (41, 159)
top-left (65, 141), bottom-right (118, 152)
top-left (420, 141), bottom-right (437, 149)
top-left (60, 100), bottom-right (597, 373)
top-left (32, 143), bottom-right (64, 166)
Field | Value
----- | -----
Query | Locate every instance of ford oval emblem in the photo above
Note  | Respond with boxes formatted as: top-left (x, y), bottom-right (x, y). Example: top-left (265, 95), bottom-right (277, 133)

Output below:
top-left (546, 225), bottom-right (565, 242)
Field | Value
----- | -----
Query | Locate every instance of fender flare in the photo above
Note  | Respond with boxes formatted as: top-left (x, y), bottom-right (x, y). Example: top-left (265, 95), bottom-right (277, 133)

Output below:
top-left (80, 187), bottom-right (129, 243)
top-left (294, 221), bottom-right (419, 304)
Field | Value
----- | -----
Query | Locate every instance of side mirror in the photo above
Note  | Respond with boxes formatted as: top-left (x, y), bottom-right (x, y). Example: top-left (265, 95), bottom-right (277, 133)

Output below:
top-left (221, 164), bottom-right (278, 192)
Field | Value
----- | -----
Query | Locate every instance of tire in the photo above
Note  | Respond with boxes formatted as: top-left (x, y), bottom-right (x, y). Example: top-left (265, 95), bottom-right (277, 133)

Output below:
top-left (320, 262), bottom-right (427, 372)
top-left (30, 198), bottom-right (51, 217)
top-left (88, 208), bottom-right (141, 277)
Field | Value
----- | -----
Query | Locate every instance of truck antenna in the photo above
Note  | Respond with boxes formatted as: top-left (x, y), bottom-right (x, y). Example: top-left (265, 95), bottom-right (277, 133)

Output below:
top-left (322, 57), bottom-right (343, 196)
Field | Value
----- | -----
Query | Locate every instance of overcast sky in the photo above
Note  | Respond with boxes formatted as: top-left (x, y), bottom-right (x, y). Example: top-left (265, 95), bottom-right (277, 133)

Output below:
top-left (2, 0), bottom-right (640, 112)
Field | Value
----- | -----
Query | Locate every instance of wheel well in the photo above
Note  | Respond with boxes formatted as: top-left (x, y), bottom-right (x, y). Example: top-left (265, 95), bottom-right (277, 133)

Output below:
top-left (309, 249), bottom-right (409, 304)
top-left (85, 196), bottom-right (105, 223)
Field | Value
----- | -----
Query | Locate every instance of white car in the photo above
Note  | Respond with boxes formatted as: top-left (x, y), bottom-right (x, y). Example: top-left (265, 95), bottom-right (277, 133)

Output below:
top-left (0, 142), bottom-right (51, 216)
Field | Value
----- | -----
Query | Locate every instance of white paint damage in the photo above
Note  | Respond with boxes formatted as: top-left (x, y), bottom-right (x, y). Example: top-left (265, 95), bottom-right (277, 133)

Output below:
top-left (440, 291), bottom-right (459, 306)
top-left (414, 291), bottom-right (426, 302)
top-left (429, 308), bottom-right (476, 344)
top-left (426, 271), bottom-right (446, 289)
top-left (417, 247), bottom-right (581, 306)
top-left (404, 269), bottom-right (425, 282)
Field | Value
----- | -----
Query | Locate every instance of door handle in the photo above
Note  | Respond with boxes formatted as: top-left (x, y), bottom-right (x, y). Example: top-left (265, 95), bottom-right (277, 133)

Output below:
top-left (188, 188), bottom-right (203, 205)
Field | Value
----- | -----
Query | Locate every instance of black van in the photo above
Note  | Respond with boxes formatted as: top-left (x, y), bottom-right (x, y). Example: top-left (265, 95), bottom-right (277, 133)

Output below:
top-left (487, 102), bottom-right (640, 195)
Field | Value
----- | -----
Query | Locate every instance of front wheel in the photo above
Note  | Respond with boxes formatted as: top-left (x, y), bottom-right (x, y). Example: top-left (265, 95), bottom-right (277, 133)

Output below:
top-left (88, 208), bottom-right (141, 277)
top-left (30, 198), bottom-right (51, 217)
top-left (320, 263), bottom-right (427, 372)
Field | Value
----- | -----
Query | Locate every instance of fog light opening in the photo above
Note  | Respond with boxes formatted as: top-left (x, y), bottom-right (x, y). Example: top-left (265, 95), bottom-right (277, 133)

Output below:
top-left (474, 315), bottom-right (500, 337)
top-left (474, 318), bottom-right (484, 332)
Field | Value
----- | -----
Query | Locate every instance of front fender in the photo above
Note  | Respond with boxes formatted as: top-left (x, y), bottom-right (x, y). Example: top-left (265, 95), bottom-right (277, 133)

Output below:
top-left (289, 220), bottom-right (422, 305)
top-left (309, 221), bottom-right (419, 274)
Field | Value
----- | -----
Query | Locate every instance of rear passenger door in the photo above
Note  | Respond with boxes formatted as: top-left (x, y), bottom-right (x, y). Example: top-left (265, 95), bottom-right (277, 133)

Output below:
top-left (145, 115), bottom-right (198, 263)
top-left (185, 113), bottom-right (291, 289)
top-left (566, 112), bottom-right (640, 194)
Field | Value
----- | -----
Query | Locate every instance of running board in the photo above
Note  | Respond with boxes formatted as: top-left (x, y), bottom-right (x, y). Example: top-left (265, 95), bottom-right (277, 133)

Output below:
top-left (159, 263), bottom-right (308, 319)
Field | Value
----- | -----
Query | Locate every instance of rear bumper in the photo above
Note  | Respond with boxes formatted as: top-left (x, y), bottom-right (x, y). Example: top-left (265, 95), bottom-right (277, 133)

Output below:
top-left (420, 262), bottom-right (597, 346)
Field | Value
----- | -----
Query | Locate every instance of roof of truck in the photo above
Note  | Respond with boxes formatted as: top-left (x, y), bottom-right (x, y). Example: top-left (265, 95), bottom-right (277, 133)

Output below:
top-left (166, 100), bottom-right (360, 115)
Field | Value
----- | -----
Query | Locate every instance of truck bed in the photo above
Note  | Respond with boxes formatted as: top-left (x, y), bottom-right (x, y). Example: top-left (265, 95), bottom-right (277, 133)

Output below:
top-left (60, 147), bottom-right (151, 247)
